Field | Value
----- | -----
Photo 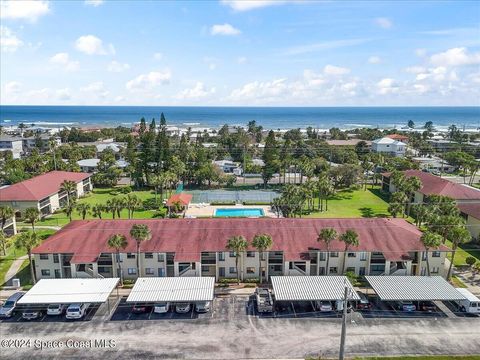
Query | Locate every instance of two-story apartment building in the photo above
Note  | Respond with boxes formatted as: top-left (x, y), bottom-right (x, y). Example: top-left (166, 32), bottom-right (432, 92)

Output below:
top-left (0, 135), bottom-right (24, 159)
top-left (372, 137), bottom-right (406, 157)
top-left (0, 171), bottom-right (93, 217)
top-left (32, 218), bottom-right (450, 281)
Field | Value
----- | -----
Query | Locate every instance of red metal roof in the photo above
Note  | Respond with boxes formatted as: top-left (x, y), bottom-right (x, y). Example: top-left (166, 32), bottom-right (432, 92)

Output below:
top-left (458, 203), bottom-right (480, 219)
top-left (383, 170), bottom-right (480, 201)
top-left (0, 171), bottom-right (91, 202)
top-left (33, 218), bottom-right (449, 263)
top-left (386, 134), bottom-right (409, 141)
top-left (166, 193), bottom-right (193, 206)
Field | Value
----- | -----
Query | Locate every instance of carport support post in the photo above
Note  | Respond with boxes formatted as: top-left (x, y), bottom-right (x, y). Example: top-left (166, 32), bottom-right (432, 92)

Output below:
top-left (339, 285), bottom-right (348, 360)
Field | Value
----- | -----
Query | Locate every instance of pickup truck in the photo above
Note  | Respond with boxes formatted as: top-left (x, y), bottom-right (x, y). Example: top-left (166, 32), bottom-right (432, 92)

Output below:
top-left (255, 288), bottom-right (274, 313)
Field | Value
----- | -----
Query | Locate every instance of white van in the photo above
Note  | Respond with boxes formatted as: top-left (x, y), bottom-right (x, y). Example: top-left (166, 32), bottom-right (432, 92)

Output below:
top-left (455, 288), bottom-right (480, 314)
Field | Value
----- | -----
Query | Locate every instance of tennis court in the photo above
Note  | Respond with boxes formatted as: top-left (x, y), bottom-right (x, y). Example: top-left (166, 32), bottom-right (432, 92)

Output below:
top-left (187, 190), bottom-right (280, 204)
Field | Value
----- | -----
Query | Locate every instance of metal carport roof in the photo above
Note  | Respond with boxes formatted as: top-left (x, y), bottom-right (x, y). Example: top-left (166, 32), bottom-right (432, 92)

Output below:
top-left (365, 276), bottom-right (466, 301)
top-left (17, 278), bottom-right (120, 304)
top-left (126, 277), bottom-right (215, 303)
top-left (271, 276), bottom-right (360, 301)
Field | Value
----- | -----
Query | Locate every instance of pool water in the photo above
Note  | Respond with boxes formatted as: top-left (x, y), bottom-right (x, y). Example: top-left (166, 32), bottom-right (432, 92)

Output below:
top-left (214, 208), bottom-right (265, 217)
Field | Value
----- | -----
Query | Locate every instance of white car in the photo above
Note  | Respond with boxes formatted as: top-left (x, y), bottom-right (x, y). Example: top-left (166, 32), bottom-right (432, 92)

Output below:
top-left (47, 304), bottom-right (65, 316)
top-left (175, 303), bottom-right (191, 313)
top-left (317, 301), bottom-right (333, 312)
top-left (195, 301), bottom-right (211, 313)
top-left (154, 303), bottom-right (170, 314)
top-left (65, 303), bottom-right (90, 320)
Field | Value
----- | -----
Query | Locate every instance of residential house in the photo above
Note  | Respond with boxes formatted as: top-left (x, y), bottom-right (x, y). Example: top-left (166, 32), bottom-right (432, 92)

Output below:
top-left (372, 137), bottom-right (406, 157)
top-left (77, 158), bottom-right (129, 173)
top-left (213, 160), bottom-right (242, 175)
top-left (0, 171), bottom-right (93, 217)
top-left (32, 218), bottom-right (449, 281)
top-left (386, 134), bottom-right (409, 143)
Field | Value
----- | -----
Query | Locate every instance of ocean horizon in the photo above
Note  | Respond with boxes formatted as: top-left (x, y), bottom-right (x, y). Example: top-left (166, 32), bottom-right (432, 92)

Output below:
top-left (1, 105), bottom-right (479, 131)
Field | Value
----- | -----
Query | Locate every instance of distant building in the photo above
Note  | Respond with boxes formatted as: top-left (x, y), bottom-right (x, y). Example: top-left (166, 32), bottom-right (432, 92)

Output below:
top-left (22, 134), bottom-right (61, 153)
top-left (385, 134), bottom-right (409, 143)
top-left (213, 160), bottom-right (242, 175)
top-left (1, 216), bottom-right (17, 236)
top-left (77, 158), bottom-right (129, 173)
top-left (0, 171), bottom-right (93, 217)
top-left (0, 135), bottom-right (23, 158)
top-left (372, 137), bottom-right (406, 157)
top-left (411, 157), bottom-right (455, 173)
top-left (326, 139), bottom-right (372, 147)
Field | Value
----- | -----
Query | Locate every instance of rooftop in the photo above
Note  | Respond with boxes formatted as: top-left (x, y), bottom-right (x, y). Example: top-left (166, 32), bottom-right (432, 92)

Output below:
top-left (0, 171), bottom-right (91, 202)
top-left (32, 218), bottom-right (449, 263)
top-left (458, 202), bottom-right (480, 219)
top-left (326, 139), bottom-right (372, 146)
top-left (166, 193), bottom-right (193, 206)
top-left (372, 137), bottom-right (407, 146)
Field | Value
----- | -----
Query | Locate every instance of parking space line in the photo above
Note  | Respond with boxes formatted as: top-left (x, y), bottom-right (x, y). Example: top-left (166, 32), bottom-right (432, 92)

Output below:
top-left (291, 302), bottom-right (296, 318)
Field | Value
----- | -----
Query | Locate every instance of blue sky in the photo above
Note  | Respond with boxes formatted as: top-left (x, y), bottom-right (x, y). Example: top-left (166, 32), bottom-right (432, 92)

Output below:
top-left (1, 0), bottom-right (479, 106)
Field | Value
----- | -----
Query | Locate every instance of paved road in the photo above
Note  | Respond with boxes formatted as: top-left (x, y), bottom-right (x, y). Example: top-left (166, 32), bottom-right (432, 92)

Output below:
top-left (1, 296), bottom-right (479, 359)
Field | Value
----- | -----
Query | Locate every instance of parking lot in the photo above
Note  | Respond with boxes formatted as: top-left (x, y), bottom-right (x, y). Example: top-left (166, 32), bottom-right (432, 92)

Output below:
top-left (0, 303), bottom-right (102, 323)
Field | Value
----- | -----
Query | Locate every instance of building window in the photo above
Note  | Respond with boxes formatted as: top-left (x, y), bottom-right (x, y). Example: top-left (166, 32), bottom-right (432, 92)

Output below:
top-left (329, 267), bottom-right (338, 274)
top-left (246, 267), bottom-right (255, 274)
top-left (219, 267), bottom-right (225, 277)
top-left (229, 267), bottom-right (237, 274)
top-left (127, 253), bottom-right (135, 259)
top-left (229, 251), bottom-right (236, 257)
top-left (247, 251), bottom-right (255, 258)
top-left (432, 251), bottom-right (441, 258)
top-left (359, 267), bottom-right (366, 275)
top-left (128, 268), bottom-right (137, 275)
top-left (347, 252), bottom-right (356, 258)
top-left (319, 252), bottom-right (327, 261)
top-left (145, 268), bottom-right (154, 275)
top-left (218, 252), bottom-right (225, 261)
top-left (41, 269), bottom-right (50, 276)
top-left (431, 267), bottom-right (439, 274)
top-left (201, 266), bottom-right (209, 272)
top-left (422, 252), bottom-right (427, 261)
top-left (157, 254), bottom-right (165, 262)
top-left (330, 252), bottom-right (339, 258)
top-left (144, 253), bottom-right (153, 259)
top-left (318, 267), bottom-right (325, 275)
top-left (346, 267), bottom-right (356, 273)
top-left (98, 267), bottom-right (107, 273)
top-left (359, 252), bottom-right (367, 261)
top-left (53, 254), bottom-right (59, 263)
top-left (158, 268), bottom-right (165, 277)
top-left (40, 254), bottom-right (49, 260)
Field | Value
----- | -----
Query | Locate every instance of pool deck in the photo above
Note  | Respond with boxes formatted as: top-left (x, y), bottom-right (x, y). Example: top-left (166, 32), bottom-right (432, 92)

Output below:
top-left (185, 204), bottom-right (278, 218)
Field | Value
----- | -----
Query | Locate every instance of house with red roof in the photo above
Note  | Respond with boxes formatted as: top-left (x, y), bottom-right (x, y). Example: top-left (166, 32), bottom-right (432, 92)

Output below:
top-left (32, 218), bottom-right (449, 281)
top-left (0, 171), bottom-right (93, 217)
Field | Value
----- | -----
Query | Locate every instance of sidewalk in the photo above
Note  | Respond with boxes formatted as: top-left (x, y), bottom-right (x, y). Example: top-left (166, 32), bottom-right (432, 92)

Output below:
top-left (454, 269), bottom-right (480, 295)
top-left (3, 255), bottom-right (27, 286)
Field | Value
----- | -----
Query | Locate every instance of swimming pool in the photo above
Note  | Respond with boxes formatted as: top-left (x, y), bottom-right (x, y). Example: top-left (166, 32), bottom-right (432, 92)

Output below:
top-left (214, 208), bottom-right (265, 217)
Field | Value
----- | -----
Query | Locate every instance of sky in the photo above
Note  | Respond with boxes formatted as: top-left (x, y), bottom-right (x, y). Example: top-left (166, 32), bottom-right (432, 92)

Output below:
top-left (1, 0), bottom-right (479, 106)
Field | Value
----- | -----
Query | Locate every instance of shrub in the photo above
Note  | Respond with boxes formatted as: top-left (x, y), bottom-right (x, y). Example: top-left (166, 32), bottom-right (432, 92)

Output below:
top-left (210, 201), bottom-right (236, 206)
top-left (143, 198), bottom-right (162, 210)
top-left (244, 283), bottom-right (257, 288)
top-left (243, 278), bottom-right (259, 283)
top-left (118, 186), bottom-right (132, 194)
top-left (123, 279), bottom-right (135, 285)
top-left (242, 201), bottom-right (271, 206)
top-left (466, 256), bottom-right (477, 267)
top-left (219, 278), bottom-right (239, 284)
top-left (152, 208), bottom-right (167, 218)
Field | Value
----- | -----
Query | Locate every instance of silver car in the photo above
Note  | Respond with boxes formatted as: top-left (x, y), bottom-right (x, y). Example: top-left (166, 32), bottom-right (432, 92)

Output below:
top-left (0, 292), bottom-right (25, 318)
top-left (22, 308), bottom-right (42, 320)
top-left (195, 301), bottom-right (211, 313)
top-left (175, 303), bottom-right (191, 313)
top-left (47, 304), bottom-right (65, 316)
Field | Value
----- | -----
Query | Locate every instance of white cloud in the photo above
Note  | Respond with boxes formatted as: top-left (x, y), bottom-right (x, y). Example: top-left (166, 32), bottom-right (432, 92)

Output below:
top-left (107, 60), bottom-right (130, 72)
top-left (374, 17), bottom-right (393, 29)
top-left (56, 88), bottom-right (71, 101)
top-left (221, 0), bottom-right (289, 11)
top-left (126, 70), bottom-right (171, 91)
top-left (415, 48), bottom-right (427, 57)
top-left (368, 56), bottom-right (381, 64)
top-left (323, 64), bottom-right (350, 76)
top-left (75, 35), bottom-right (114, 55)
top-left (4, 81), bottom-right (22, 96)
top-left (405, 66), bottom-right (426, 74)
top-left (175, 82), bottom-right (216, 99)
top-left (430, 47), bottom-right (480, 67)
top-left (284, 38), bottom-right (370, 56)
top-left (153, 52), bottom-right (163, 60)
top-left (377, 78), bottom-right (398, 94)
top-left (0, 0), bottom-right (50, 22)
top-left (237, 56), bottom-right (247, 64)
top-left (229, 78), bottom-right (289, 102)
top-left (85, 0), bottom-right (104, 6)
top-left (0, 26), bottom-right (23, 52)
top-left (80, 81), bottom-right (109, 98)
top-left (210, 23), bottom-right (241, 36)
top-left (50, 52), bottom-right (80, 71)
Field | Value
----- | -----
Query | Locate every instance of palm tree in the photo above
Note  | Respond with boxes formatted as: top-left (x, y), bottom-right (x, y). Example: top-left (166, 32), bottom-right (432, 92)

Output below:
top-left (91, 204), bottom-right (104, 219)
top-left (388, 192), bottom-right (407, 218)
top-left (446, 225), bottom-right (471, 279)
top-left (0, 230), bottom-right (10, 256)
top-left (24, 207), bottom-right (40, 232)
top-left (60, 180), bottom-right (77, 206)
top-left (420, 232), bottom-right (442, 276)
top-left (15, 231), bottom-right (40, 284)
top-left (125, 194), bottom-right (142, 219)
top-left (63, 201), bottom-right (76, 222)
top-left (0, 205), bottom-right (14, 231)
top-left (115, 197), bottom-right (126, 219)
top-left (405, 176), bottom-right (422, 216)
top-left (317, 228), bottom-right (338, 275)
top-left (339, 229), bottom-right (359, 274)
top-left (412, 204), bottom-right (428, 227)
top-left (108, 234), bottom-right (128, 285)
top-left (129, 224), bottom-right (152, 277)
top-left (252, 233), bottom-right (273, 283)
top-left (106, 199), bottom-right (117, 219)
top-left (226, 235), bottom-right (248, 284)
top-left (76, 203), bottom-right (90, 220)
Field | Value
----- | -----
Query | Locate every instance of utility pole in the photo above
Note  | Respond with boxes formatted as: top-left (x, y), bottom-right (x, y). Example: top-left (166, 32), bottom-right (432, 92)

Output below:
top-left (339, 284), bottom-right (349, 360)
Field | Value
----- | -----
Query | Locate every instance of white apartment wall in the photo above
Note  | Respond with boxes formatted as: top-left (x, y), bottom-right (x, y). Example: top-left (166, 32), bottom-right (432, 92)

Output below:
top-left (49, 193), bottom-right (61, 212)
top-left (466, 215), bottom-right (480, 240)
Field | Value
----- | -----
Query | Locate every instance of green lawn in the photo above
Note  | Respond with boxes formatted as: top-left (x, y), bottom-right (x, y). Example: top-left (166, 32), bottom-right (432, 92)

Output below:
top-left (304, 187), bottom-right (390, 218)
top-left (445, 240), bottom-right (480, 266)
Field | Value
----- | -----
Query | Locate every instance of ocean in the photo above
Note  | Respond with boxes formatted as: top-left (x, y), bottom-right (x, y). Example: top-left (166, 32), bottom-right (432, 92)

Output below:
top-left (0, 106), bottom-right (479, 131)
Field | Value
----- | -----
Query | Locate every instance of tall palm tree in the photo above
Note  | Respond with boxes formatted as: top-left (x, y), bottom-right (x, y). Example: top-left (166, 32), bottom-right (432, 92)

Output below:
top-left (115, 197), bottom-right (126, 219)
top-left (0, 230), bottom-right (9, 256)
top-left (60, 180), bottom-right (77, 206)
top-left (317, 228), bottom-right (338, 275)
top-left (15, 231), bottom-right (40, 284)
top-left (91, 204), bottom-right (104, 219)
top-left (226, 235), bottom-right (248, 284)
top-left (76, 203), bottom-right (90, 220)
top-left (63, 200), bottom-right (76, 222)
top-left (108, 233), bottom-right (128, 285)
top-left (129, 224), bottom-right (152, 277)
top-left (405, 176), bottom-right (422, 216)
top-left (252, 233), bottom-right (273, 283)
top-left (0, 205), bottom-right (14, 231)
top-left (446, 225), bottom-right (471, 279)
top-left (106, 199), bottom-right (117, 219)
top-left (24, 207), bottom-right (40, 232)
top-left (339, 229), bottom-right (360, 274)
top-left (420, 231), bottom-right (442, 276)
top-left (125, 194), bottom-right (142, 219)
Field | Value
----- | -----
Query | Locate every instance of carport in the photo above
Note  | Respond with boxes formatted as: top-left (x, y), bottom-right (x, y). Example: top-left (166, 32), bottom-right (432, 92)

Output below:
top-left (126, 277), bottom-right (215, 303)
top-left (16, 278), bottom-right (120, 319)
top-left (270, 276), bottom-right (360, 317)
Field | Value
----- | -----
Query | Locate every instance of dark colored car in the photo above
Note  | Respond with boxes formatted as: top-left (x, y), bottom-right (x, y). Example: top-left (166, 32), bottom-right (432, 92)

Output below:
top-left (132, 303), bottom-right (152, 314)
top-left (419, 301), bottom-right (436, 312)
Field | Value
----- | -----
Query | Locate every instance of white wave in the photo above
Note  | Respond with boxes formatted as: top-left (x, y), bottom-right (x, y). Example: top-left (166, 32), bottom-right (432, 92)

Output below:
top-left (31, 121), bottom-right (78, 126)
top-left (3, 119), bottom-right (11, 122)
top-left (183, 122), bottom-right (200, 126)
